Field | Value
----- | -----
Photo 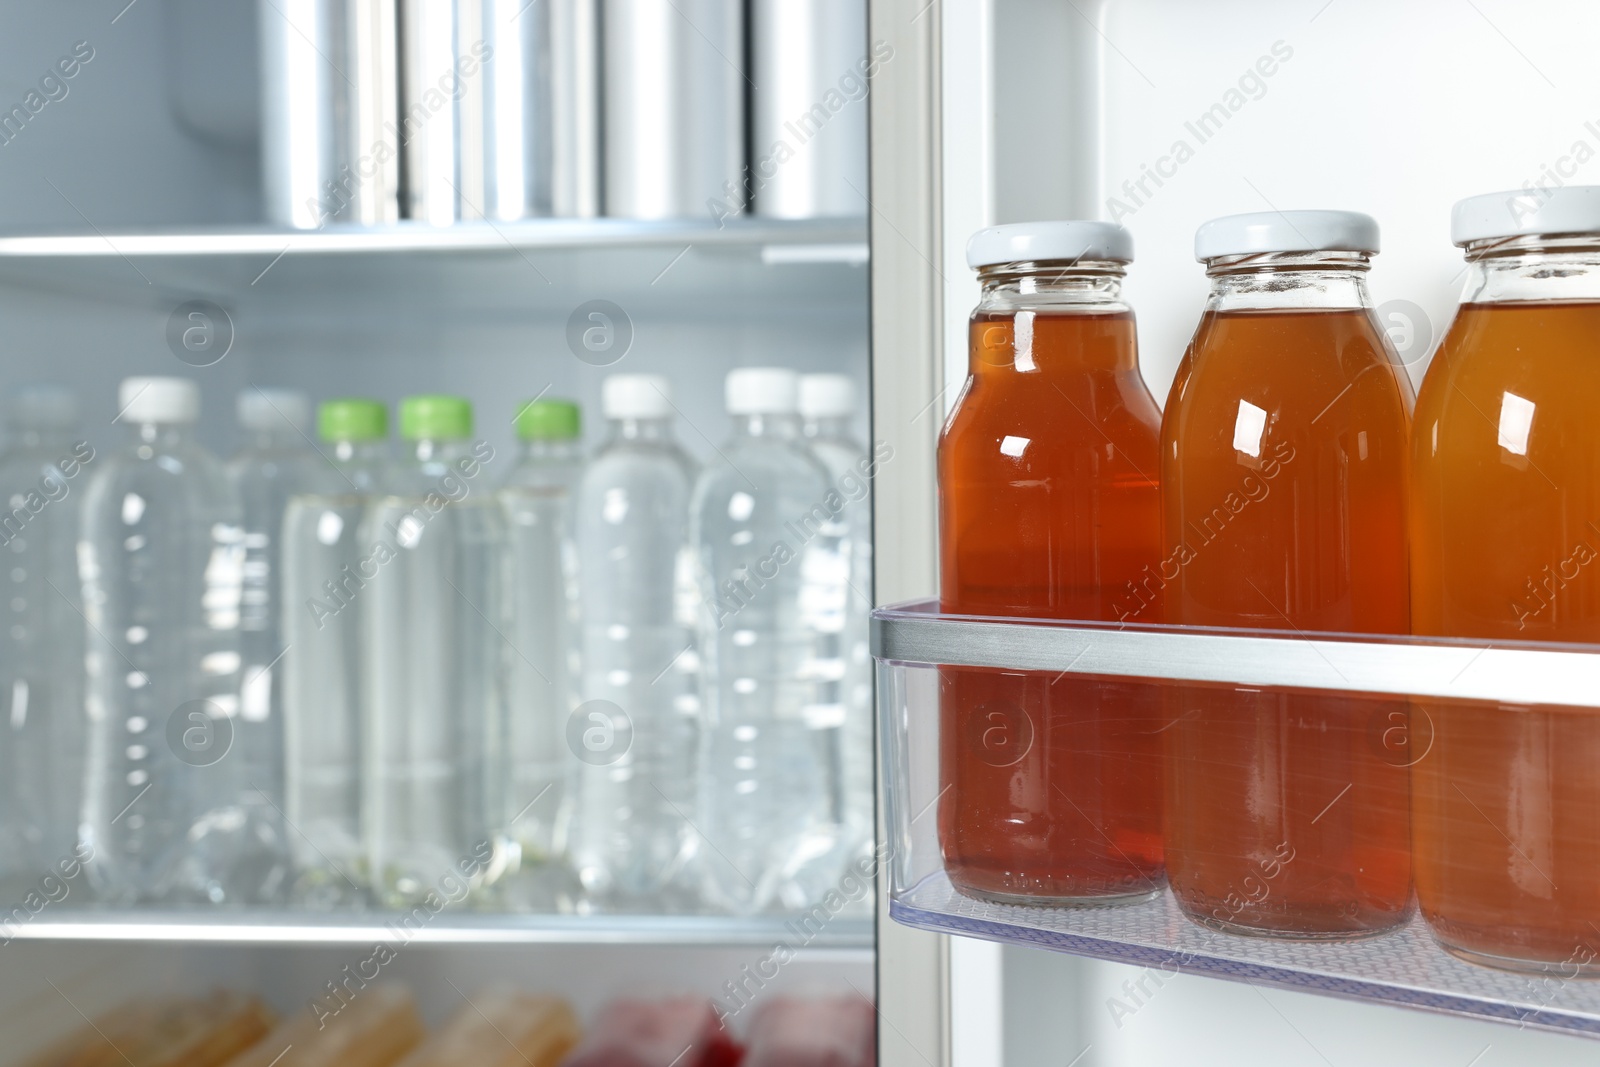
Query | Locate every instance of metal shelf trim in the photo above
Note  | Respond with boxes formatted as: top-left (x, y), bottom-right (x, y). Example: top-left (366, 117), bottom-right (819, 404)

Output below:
top-left (872, 600), bottom-right (1600, 708)
top-left (5, 911), bottom-right (874, 948)
top-left (0, 218), bottom-right (867, 259)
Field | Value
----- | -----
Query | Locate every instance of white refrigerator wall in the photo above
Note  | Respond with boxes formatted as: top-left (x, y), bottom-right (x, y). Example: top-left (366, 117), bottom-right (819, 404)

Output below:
top-left (941, 1), bottom-right (1600, 1064)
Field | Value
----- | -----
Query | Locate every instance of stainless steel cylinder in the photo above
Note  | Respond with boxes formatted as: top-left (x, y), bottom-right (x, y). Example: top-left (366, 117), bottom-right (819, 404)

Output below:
top-left (259, 0), bottom-right (400, 228)
top-left (602, 0), bottom-right (745, 221)
top-left (400, 0), bottom-right (601, 223)
top-left (750, 0), bottom-right (869, 219)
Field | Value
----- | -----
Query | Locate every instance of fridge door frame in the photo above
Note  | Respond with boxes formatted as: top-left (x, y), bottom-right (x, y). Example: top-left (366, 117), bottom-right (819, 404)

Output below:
top-left (869, 0), bottom-right (951, 1064)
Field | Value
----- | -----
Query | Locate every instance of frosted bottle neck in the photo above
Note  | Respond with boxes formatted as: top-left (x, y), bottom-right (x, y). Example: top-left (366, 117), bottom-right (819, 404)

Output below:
top-left (131, 421), bottom-right (195, 447)
top-left (1460, 236), bottom-right (1600, 304)
top-left (407, 437), bottom-right (475, 464)
top-left (327, 439), bottom-right (388, 465)
top-left (244, 425), bottom-right (305, 451)
top-left (607, 415), bottom-right (674, 442)
top-left (517, 438), bottom-right (583, 462)
top-left (975, 260), bottom-right (1129, 313)
top-left (1201, 250), bottom-right (1375, 312)
top-left (805, 415), bottom-right (853, 440)
top-left (731, 412), bottom-right (803, 439)
top-left (12, 425), bottom-right (75, 451)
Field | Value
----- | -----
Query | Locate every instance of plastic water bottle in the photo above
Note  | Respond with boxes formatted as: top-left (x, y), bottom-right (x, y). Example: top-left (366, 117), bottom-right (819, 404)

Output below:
top-left (499, 398), bottom-right (584, 909)
top-left (692, 368), bottom-right (834, 914)
top-left (797, 373), bottom-right (876, 907)
top-left (567, 375), bottom-right (701, 911)
top-left (0, 386), bottom-right (91, 896)
top-left (280, 398), bottom-right (389, 908)
top-left (362, 396), bottom-right (507, 907)
top-left (227, 388), bottom-right (318, 900)
top-left (78, 377), bottom-right (250, 904)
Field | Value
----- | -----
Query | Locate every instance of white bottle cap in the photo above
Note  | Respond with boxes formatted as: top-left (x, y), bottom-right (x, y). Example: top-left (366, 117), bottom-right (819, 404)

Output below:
top-left (118, 377), bottom-right (200, 425)
top-left (726, 368), bottom-right (800, 415)
top-left (602, 374), bottom-right (672, 420)
top-left (1452, 186), bottom-right (1600, 246)
top-left (967, 221), bottom-right (1133, 269)
top-left (798, 374), bottom-right (856, 419)
top-left (1195, 210), bottom-right (1379, 260)
top-left (238, 388), bottom-right (310, 432)
top-left (10, 385), bottom-right (78, 428)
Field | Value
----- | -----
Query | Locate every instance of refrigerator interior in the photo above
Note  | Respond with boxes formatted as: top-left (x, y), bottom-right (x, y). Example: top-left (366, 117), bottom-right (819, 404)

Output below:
top-left (928, 0), bottom-right (1600, 1063)
top-left (0, 0), bottom-right (875, 1060)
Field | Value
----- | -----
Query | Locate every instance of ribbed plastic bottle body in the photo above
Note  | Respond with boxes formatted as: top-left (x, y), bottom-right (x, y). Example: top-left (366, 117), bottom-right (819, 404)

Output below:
top-left (280, 441), bottom-right (388, 907)
top-left (567, 420), bottom-right (701, 909)
top-left (692, 414), bottom-right (835, 914)
top-left (226, 426), bottom-right (322, 900)
top-left (361, 437), bottom-right (508, 907)
top-left (782, 422), bottom-right (877, 908)
top-left (78, 423), bottom-right (249, 904)
top-left (0, 428), bottom-right (91, 894)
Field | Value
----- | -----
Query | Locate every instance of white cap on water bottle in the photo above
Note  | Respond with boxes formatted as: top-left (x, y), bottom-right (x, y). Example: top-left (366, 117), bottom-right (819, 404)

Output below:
top-left (602, 374), bottom-right (672, 419)
top-left (726, 368), bottom-right (799, 415)
top-left (798, 374), bottom-right (856, 419)
top-left (119, 377), bottom-right (200, 424)
top-left (238, 388), bottom-right (310, 432)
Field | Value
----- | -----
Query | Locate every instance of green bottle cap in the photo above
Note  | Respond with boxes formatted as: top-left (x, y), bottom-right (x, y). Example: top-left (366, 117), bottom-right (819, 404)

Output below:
top-left (317, 398), bottom-right (388, 442)
top-left (514, 398), bottom-right (581, 441)
top-left (399, 395), bottom-right (473, 441)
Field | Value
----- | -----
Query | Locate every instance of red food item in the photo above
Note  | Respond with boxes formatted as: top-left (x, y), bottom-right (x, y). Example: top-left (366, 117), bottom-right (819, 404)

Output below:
top-left (743, 997), bottom-right (875, 1067)
top-left (564, 998), bottom-right (742, 1067)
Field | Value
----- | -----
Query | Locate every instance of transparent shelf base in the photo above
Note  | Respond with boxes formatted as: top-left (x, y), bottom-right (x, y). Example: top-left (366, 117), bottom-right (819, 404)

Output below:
top-left (874, 600), bottom-right (1600, 1039)
top-left (895, 870), bottom-right (1600, 1036)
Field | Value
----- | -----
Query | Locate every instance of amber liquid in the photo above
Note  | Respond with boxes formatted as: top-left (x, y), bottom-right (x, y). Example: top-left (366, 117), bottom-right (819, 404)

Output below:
top-left (938, 309), bottom-right (1166, 903)
top-left (1412, 301), bottom-right (1600, 972)
top-left (1160, 308), bottom-right (1414, 937)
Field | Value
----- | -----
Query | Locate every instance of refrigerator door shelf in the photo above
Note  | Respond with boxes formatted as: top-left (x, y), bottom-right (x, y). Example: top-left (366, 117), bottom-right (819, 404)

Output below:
top-left (875, 600), bottom-right (1600, 1039)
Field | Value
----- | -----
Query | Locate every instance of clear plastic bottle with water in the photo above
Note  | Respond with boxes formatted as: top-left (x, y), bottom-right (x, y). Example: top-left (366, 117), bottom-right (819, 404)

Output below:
top-left (226, 388), bottom-right (319, 902)
top-left (362, 396), bottom-right (507, 907)
top-left (567, 375), bottom-right (701, 911)
top-left (0, 386), bottom-right (91, 896)
top-left (692, 368), bottom-right (834, 914)
top-left (280, 398), bottom-right (389, 908)
top-left (78, 377), bottom-right (250, 904)
top-left (797, 373), bottom-right (877, 908)
top-left (499, 398), bottom-right (585, 910)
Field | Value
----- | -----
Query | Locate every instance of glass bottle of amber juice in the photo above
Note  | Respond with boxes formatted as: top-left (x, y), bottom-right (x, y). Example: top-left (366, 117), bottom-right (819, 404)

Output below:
top-left (938, 221), bottom-right (1166, 904)
top-left (1161, 211), bottom-right (1414, 938)
top-left (1412, 187), bottom-right (1600, 974)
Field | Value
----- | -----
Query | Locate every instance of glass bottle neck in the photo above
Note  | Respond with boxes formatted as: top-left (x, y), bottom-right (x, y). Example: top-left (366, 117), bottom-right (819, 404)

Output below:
top-left (730, 412), bottom-right (803, 440)
top-left (1202, 251), bottom-right (1375, 312)
top-left (976, 260), bottom-right (1129, 313)
top-left (1461, 237), bottom-right (1600, 304)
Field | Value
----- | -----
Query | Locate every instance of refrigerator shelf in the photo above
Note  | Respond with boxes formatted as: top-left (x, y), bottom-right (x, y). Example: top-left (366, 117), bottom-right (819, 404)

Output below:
top-left (0, 217), bottom-right (869, 320)
top-left (3, 910), bottom-right (874, 948)
top-left (874, 600), bottom-right (1600, 1038)
top-left (891, 871), bottom-right (1600, 1036)
top-left (0, 217), bottom-right (867, 260)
